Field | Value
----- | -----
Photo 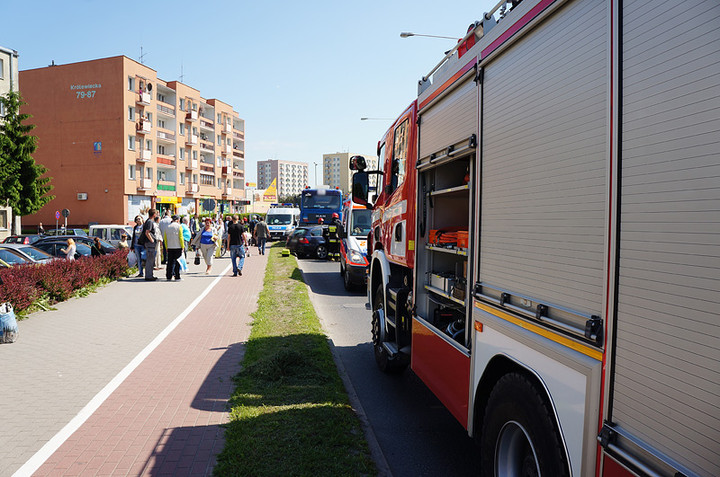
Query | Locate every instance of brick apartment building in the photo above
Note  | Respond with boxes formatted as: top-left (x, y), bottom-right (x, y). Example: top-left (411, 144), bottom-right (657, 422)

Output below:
top-left (19, 56), bottom-right (245, 227)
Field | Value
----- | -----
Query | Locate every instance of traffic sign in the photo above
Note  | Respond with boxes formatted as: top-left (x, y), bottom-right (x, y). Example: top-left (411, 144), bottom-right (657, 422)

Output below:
top-left (55, 210), bottom-right (60, 220)
top-left (202, 199), bottom-right (216, 211)
top-left (61, 208), bottom-right (70, 218)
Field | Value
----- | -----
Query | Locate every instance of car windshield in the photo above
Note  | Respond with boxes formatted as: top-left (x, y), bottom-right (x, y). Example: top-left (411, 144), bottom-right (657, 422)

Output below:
top-left (17, 246), bottom-right (53, 261)
top-left (350, 209), bottom-right (372, 236)
top-left (302, 192), bottom-right (342, 210)
top-left (0, 248), bottom-right (28, 265)
top-left (267, 214), bottom-right (292, 225)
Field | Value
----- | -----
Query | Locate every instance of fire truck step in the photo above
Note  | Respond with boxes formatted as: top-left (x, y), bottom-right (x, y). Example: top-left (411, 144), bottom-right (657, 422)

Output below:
top-left (382, 341), bottom-right (399, 357)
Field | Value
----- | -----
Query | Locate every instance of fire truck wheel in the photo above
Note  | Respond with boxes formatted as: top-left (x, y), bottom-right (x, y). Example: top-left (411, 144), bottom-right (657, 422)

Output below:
top-left (480, 373), bottom-right (568, 477)
top-left (372, 285), bottom-right (406, 374)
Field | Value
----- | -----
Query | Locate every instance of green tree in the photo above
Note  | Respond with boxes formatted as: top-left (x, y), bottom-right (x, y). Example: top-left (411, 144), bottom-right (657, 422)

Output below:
top-left (0, 91), bottom-right (53, 233)
top-left (278, 193), bottom-right (300, 206)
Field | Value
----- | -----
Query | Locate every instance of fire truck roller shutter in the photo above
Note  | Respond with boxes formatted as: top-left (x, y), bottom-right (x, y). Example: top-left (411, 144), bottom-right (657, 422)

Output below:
top-left (608, 2), bottom-right (720, 476)
top-left (479, 0), bottom-right (608, 326)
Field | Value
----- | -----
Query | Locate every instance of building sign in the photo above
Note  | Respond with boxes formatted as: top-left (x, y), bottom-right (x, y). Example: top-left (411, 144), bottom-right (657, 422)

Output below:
top-left (246, 182), bottom-right (256, 188)
top-left (263, 178), bottom-right (277, 202)
top-left (71, 82), bottom-right (102, 99)
top-left (156, 196), bottom-right (181, 204)
top-left (93, 142), bottom-right (102, 154)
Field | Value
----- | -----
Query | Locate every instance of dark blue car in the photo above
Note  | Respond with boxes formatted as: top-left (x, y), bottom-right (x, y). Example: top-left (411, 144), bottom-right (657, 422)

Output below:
top-left (285, 226), bottom-right (328, 259)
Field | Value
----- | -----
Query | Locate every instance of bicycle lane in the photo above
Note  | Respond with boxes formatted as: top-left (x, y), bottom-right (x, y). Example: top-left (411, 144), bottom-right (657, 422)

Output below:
top-left (15, 251), bottom-right (267, 477)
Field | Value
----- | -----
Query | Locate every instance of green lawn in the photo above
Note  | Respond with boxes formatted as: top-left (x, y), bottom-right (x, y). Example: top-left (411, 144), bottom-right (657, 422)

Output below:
top-left (214, 244), bottom-right (376, 476)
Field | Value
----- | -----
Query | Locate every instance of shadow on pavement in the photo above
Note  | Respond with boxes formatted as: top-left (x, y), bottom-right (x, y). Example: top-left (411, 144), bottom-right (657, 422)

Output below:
top-left (141, 424), bottom-right (224, 476)
top-left (191, 342), bottom-right (246, 412)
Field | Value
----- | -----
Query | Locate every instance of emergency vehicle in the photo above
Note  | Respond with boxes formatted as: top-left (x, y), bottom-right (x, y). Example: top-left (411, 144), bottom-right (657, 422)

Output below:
top-left (265, 203), bottom-right (300, 240)
top-left (351, 1), bottom-right (720, 476)
top-left (339, 199), bottom-right (371, 290)
top-left (299, 186), bottom-right (343, 225)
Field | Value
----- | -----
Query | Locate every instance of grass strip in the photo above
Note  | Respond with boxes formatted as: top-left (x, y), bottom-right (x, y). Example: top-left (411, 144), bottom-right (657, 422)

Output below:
top-left (214, 243), bottom-right (376, 476)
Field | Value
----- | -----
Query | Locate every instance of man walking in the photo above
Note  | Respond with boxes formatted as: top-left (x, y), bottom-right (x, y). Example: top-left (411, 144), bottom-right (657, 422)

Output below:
top-left (164, 215), bottom-right (185, 281)
top-left (142, 208), bottom-right (159, 281)
top-left (227, 215), bottom-right (246, 276)
top-left (158, 210), bottom-right (172, 264)
top-left (254, 216), bottom-right (270, 255)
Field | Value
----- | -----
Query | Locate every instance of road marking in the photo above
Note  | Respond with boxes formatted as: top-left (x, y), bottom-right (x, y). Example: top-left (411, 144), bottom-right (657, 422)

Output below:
top-left (13, 264), bottom-right (232, 477)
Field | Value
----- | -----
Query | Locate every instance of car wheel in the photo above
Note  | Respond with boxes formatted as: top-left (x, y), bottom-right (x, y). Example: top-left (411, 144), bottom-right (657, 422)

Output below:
top-left (315, 244), bottom-right (328, 260)
top-left (343, 264), bottom-right (355, 291)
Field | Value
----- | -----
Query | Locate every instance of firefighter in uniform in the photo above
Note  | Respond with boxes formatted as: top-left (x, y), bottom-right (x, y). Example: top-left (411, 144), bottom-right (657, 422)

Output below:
top-left (325, 212), bottom-right (343, 261)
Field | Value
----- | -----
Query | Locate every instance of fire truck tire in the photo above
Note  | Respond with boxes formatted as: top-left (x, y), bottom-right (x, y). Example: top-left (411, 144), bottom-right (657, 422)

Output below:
top-left (372, 284), bottom-right (406, 374)
top-left (480, 373), bottom-right (568, 477)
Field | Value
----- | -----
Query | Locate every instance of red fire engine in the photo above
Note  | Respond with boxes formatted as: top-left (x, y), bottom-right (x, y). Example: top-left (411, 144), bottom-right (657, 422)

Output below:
top-left (350, 0), bottom-right (720, 476)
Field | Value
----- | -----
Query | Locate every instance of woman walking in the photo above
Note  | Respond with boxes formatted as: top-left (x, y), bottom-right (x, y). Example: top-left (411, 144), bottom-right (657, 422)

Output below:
top-left (60, 238), bottom-right (76, 261)
top-left (191, 218), bottom-right (218, 274)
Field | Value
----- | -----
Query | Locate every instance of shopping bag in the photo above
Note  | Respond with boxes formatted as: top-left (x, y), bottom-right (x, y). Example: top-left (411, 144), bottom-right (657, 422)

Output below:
top-left (194, 251), bottom-right (201, 265)
top-left (0, 302), bottom-right (18, 344)
top-left (178, 256), bottom-right (188, 272)
top-left (127, 250), bottom-right (138, 267)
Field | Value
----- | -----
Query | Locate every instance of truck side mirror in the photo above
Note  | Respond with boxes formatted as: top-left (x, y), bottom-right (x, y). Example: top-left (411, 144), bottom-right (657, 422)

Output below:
top-left (349, 155), bottom-right (367, 171)
top-left (352, 172), bottom-right (371, 207)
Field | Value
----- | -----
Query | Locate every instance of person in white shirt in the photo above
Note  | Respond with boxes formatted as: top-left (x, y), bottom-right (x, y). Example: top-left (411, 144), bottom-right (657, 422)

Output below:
top-left (164, 215), bottom-right (185, 280)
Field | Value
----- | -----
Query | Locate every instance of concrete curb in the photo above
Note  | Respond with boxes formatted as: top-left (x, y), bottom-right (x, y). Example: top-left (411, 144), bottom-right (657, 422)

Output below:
top-left (300, 268), bottom-right (393, 477)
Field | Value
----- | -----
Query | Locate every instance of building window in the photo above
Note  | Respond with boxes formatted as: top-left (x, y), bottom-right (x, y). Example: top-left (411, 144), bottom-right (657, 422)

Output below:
top-left (158, 119), bottom-right (165, 129)
top-left (179, 123), bottom-right (185, 136)
top-left (128, 164), bottom-right (136, 180)
top-left (146, 112), bottom-right (152, 123)
top-left (192, 151), bottom-right (197, 160)
top-left (179, 148), bottom-right (185, 160)
top-left (145, 140), bottom-right (152, 151)
top-left (157, 170), bottom-right (166, 182)
top-left (128, 76), bottom-right (135, 91)
top-left (157, 93), bottom-right (165, 103)
top-left (180, 172), bottom-right (185, 185)
top-left (192, 127), bottom-right (198, 136)
top-left (158, 145), bottom-right (166, 155)
top-left (179, 98), bottom-right (185, 111)
top-left (146, 167), bottom-right (152, 179)
top-left (128, 136), bottom-right (135, 150)
top-left (128, 106), bottom-right (135, 121)
top-left (217, 113), bottom-right (222, 123)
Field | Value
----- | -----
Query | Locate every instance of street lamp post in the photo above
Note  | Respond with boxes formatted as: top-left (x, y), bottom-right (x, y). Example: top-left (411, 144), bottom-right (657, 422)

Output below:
top-left (400, 32), bottom-right (458, 40)
top-left (314, 162), bottom-right (318, 187)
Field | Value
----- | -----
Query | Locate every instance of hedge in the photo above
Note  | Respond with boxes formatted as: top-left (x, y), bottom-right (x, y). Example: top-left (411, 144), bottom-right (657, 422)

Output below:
top-left (0, 250), bottom-right (131, 314)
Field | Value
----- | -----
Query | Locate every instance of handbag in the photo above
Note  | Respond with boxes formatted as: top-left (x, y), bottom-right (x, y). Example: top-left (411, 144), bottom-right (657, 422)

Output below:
top-left (194, 251), bottom-right (201, 265)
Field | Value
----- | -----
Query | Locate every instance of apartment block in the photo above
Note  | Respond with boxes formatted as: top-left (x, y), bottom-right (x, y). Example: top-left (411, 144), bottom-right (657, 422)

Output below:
top-left (0, 45), bottom-right (20, 239)
top-left (19, 56), bottom-right (246, 227)
top-left (322, 152), bottom-right (377, 193)
top-left (256, 159), bottom-right (309, 198)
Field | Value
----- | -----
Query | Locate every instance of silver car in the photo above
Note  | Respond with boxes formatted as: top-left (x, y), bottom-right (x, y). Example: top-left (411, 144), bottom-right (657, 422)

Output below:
top-left (0, 244), bottom-right (55, 264)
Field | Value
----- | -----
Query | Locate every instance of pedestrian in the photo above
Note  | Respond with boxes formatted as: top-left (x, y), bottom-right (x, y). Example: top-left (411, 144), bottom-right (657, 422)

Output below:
top-left (38, 222), bottom-right (45, 235)
top-left (117, 233), bottom-right (129, 250)
top-left (248, 216), bottom-right (257, 246)
top-left (191, 218), bottom-right (218, 274)
top-left (213, 216), bottom-right (224, 258)
top-left (141, 208), bottom-right (159, 281)
top-left (180, 217), bottom-right (192, 257)
top-left (227, 215), bottom-right (246, 276)
top-left (254, 216), bottom-right (270, 255)
top-left (60, 238), bottom-right (76, 261)
top-left (91, 237), bottom-right (106, 257)
top-left (190, 214), bottom-right (199, 239)
top-left (158, 210), bottom-right (172, 264)
top-left (153, 215), bottom-right (163, 270)
top-left (164, 215), bottom-right (185, 281)
top-left (130, 215), bottom-right (145, 278)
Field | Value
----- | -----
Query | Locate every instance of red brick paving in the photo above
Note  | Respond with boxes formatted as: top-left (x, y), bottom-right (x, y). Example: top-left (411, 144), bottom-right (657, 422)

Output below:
top-left (33, 253), bottom-right (267, 477)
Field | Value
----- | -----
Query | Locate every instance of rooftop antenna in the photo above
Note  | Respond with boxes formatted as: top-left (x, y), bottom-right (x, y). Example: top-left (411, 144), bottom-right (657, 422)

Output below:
top-left (140, 46), bottom-right (147, 64)
top-left (179, 61), bottom-right (185, 83)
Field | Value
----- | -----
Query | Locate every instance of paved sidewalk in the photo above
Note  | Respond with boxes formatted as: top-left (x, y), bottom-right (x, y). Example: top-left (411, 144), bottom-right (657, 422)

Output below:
top-left (0, 250), bottom-right (267, 477)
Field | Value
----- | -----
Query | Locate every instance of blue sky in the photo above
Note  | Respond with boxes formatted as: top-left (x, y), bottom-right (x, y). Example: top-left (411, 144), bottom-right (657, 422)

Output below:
top-left (5, 0), bottom-right (497, 186)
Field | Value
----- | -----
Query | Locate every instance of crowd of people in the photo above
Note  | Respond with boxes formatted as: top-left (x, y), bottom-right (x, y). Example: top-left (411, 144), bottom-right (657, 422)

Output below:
top-left (128, 209), bottom-right (270, 281)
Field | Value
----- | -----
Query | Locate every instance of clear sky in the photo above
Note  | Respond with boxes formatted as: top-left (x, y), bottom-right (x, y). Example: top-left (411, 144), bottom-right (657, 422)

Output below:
top-left (4, 0), bottom-right (497, 186)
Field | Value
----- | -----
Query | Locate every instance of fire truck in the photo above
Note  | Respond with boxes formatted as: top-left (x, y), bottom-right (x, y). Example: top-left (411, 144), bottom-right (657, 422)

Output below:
top-left (350, 0), bottom-right (720, 476)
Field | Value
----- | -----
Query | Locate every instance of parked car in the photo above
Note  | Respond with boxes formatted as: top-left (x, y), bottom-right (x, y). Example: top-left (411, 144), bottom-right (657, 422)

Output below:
top-left (285, 225), bottom-right (328, 259)
top-left (89, 224), bottom-right (133, 247)
top-left (0, 248), bottom-right (34, 267)
top-left (35, 235), bottom-right (116, 254)
top-left (0, 244), bottom-right (55, 264)
top-left (2, 234), bottom-right (43, 245)
top-left (43, 228), bottom-right (88, 237)
top-left (33, 239), bottom-right (93, 260)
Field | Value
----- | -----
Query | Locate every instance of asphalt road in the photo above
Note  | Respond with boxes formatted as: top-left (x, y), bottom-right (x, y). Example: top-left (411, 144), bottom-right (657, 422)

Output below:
top-left (297, 257), bottom-right (477, 477)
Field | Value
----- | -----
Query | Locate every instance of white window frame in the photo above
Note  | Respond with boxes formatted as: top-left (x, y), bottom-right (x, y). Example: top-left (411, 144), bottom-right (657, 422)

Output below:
top-left (128, 76), bottom-right (135, 91)
top-left (128, 164), bottom-right (136, 180)
top-left (128, 106), bottom-right (135, 121)
top-left (128, 136), bottom-right (135, 150)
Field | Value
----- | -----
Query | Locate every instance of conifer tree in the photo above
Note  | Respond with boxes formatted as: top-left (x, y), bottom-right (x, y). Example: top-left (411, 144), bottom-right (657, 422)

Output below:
top-left (0, 91), bottom-right (53, 233)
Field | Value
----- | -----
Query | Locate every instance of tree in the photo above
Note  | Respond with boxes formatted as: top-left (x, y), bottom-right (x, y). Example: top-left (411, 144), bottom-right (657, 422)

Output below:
top-left (0, 91), bottom-right (54, 233)
top-left (278, 194), bottom-right (300, 206)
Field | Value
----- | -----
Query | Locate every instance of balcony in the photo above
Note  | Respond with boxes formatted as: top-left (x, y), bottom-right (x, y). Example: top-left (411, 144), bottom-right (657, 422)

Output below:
top-left (186, 183), bottom-right (199, 194)
top-left (157, 156), bottom-right (175, 166)
top-left (222, 187), bottom-right (232, 196)
top-left (221, 166), bottom-right (229, 176)
top-left (137, 178), bottom-right (152, 191)
top-left (137, 149), bottom-right (152, 162)
top-left (186, 110), bottom-right (198, 122)
top-left (200, 119), bottom-right (214, 131)
top-left (221, 144), bottom-right (232, 155)
top-left (224, 123), bottom-right (232, 133)
top-left (186, 135), bottom-right (198, 146)
top-left (157, 103), bottom-right (175, 117)
top-left (200, 164), bottom-right (214, 173)
top-left (157, 183), bottom-right (176, 192)
top-left (232, 150), bottom-right (244, 159)
top-left (186, 159), bottom-right (198, 170)
top-left (199, 141), bottom-right (215, 153)
top-left (136, 92), bottom-right (151, 105)
top-left (156, 130), bottom-right (176, 143)
top-left (233, 170), bottom-right (244, 179)
top-left (136, 120), bottom-right (151, 134)
top-left (233, 131), bottom-right (244, 140)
